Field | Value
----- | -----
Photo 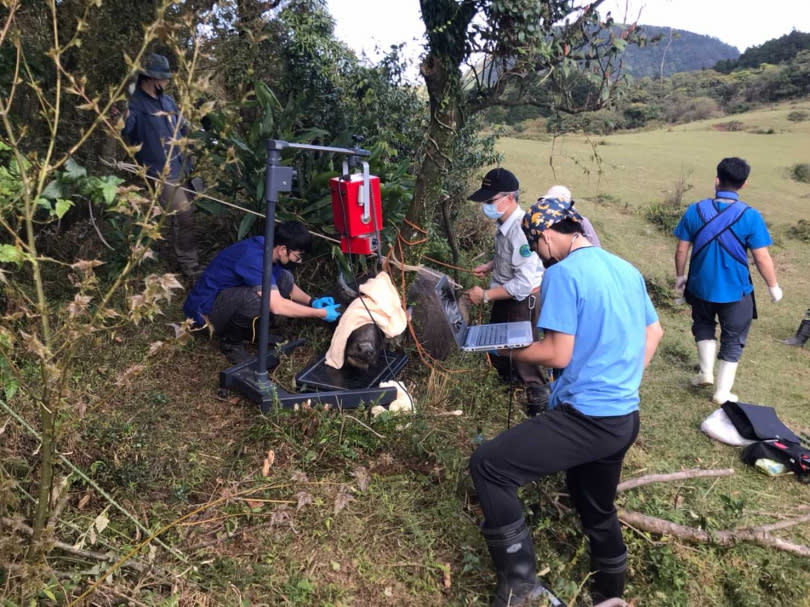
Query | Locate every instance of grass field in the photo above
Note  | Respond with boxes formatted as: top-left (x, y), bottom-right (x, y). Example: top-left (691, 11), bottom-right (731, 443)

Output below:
top-left (4, 101), bottom-right (810, 606)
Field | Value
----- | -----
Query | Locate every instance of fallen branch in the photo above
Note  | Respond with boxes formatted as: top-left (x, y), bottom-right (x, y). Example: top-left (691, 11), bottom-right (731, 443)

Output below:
top-left (617, 468), bottom-right (735, 492)
top-left (1, 516), bottom-right (172, 576)
top-left (618, 510), bottom-right (810, 558)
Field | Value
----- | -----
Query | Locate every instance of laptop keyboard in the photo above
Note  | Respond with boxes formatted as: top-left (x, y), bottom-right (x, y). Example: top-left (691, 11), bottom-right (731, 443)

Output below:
top-left (473, 324), bottom-right (508, 346)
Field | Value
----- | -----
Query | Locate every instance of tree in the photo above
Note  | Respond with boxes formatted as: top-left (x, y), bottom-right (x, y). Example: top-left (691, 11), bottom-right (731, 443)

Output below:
top-left (0, 0), bottom-right (207, 566)
top-left (403, 0), bottom-right (640, 245)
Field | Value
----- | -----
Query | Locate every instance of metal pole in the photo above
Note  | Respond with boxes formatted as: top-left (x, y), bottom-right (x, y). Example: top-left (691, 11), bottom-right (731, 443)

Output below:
top-left (254, 144), bottom-right (282, 388)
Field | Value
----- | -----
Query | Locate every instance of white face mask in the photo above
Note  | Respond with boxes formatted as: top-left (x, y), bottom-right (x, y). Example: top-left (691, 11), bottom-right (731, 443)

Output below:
top-left (482, 202), bottom-right (504, 220)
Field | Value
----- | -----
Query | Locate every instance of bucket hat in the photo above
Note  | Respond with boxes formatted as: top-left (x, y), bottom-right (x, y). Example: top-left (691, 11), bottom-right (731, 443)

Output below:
top-left (140, 53), bottom-right (172, 80)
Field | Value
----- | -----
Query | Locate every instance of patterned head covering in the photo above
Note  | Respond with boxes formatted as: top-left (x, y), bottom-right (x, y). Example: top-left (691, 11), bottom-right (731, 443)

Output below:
top-left (521, 197), bottom-right (583, 246)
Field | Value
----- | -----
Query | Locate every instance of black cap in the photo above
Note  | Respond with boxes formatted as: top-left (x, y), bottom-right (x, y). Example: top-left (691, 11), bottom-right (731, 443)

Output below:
top-left (140, 53), bottom-right (172, 80)
top-left (468, 168), bottom-right (519, 202)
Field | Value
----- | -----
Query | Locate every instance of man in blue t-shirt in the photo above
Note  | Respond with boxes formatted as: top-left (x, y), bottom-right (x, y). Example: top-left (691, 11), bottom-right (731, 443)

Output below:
top-left (673, 157), bottom-right (782, 404)
top-left (183, 221), bottom-right (341, 363)
top-left (468, 198), bottom-right (663, 607)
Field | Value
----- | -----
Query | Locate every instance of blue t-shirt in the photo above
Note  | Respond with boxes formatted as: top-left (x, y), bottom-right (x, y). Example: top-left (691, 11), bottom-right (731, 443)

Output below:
top-left (673, 191), bottom-right (772, 303)
top-left (539, 247), bottom-right (658, 417)
top-left (182, 236), bottom-right (281, 325)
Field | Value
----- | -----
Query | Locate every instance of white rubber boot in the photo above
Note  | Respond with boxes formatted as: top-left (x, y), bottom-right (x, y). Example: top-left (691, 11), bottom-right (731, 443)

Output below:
top-left (712, 360), bottom-right (739, 404)
top-left (691, 340), bottom-right (716, 386)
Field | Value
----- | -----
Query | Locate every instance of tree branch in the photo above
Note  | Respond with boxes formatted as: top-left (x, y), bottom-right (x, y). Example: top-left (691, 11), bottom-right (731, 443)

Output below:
top-left (617, 468), bottom-right (735, 492)
top-left (618, 510), bottom-right (810, 558)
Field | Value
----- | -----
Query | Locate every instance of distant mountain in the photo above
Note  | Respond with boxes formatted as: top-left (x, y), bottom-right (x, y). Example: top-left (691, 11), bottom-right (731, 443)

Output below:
top-left (618, 25), bottom-right (740, 79)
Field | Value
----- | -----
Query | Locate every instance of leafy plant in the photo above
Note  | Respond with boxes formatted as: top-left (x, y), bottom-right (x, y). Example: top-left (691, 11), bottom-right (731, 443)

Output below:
top-left (789, 162), bottom-right (810, 183)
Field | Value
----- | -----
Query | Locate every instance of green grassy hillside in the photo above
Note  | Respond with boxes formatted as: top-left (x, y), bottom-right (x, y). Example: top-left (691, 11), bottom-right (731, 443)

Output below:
top-left (500, 101), bottom-right (810, 226)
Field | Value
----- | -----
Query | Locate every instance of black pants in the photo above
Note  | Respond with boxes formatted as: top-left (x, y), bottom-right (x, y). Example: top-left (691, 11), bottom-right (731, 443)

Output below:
top-left (490, 296), bottom-right (545, 388)
top-left (469, 405), bottom-right (639, 560)
top-left (209, 276), bottom-right (294, 343)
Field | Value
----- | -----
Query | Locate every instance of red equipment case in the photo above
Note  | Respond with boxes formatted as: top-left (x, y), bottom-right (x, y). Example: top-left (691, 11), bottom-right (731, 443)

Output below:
top-left (329, 174), bottom-right (383, 255)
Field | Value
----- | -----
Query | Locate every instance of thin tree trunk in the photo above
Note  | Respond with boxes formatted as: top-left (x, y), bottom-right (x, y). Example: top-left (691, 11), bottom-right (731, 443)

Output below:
top-left (403, 54), bottom-right (459, 257)
top-left (439, 194), bottom-right (460, 282)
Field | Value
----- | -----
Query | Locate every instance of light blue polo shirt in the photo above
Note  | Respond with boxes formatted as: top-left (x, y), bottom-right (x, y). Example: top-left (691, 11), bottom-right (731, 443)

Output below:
top-left (539, 246), bottom-right (658, 417)
top-left (673, 191), bottom-right (772, 303)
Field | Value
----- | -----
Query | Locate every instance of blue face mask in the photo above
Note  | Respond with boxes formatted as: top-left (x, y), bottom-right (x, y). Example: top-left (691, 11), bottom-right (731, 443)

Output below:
top-left (482, 202), bottom-right (504, 220)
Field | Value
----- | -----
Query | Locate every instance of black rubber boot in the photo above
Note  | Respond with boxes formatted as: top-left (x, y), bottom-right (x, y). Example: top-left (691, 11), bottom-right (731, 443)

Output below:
top-left (219, 339), bottom-right (251, 364)
top-left (481, 518), bottom-right (566, 607)
top-left (590, 551), bottom-right (627, 604)
top-left (782, 317), bottom-right (810, 348)
top-left (525, 385), bottom-right (550, 417)
top-left (219, 318), bottom-right (252, 364)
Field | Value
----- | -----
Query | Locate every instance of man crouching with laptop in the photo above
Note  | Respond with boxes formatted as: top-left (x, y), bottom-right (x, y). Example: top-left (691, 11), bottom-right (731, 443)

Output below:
top-left (468, 198), bottom-right (664, 607)
top-left (465, 167), bottom-right (548, 416)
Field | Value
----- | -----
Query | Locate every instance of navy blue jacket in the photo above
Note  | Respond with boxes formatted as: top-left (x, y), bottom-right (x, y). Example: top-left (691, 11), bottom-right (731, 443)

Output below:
top-left (122, 87), bottom-right (188, 180)
top-left (182, 237), bottom-right (284, 326)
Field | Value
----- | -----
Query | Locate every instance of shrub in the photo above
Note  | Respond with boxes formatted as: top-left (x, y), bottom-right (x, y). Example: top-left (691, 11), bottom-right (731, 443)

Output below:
top-left (644, 173), bottom-right (692, 233)
top-left (787, 110), bottom-right (809, 122)
top-left (787, 218), bottom-right (810, 242)
top-left (547, 109), bottom-right (626, 135)
top-left (790, 163), bottom-right (810, 183)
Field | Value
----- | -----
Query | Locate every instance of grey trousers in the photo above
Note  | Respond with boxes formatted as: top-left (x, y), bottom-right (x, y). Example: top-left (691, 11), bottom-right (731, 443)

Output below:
top-left (160, 180), bottom-right (198, 276)
top-left (689, 292), bottom-right (753, 362)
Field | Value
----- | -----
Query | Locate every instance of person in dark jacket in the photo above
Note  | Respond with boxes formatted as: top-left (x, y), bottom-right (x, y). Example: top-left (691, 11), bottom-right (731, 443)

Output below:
top-left (122, 53), bottom-right (199, 278)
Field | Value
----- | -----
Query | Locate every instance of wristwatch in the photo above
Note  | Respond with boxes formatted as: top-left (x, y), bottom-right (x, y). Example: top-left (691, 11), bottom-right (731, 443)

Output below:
top-left (482, 289), bottom-right (490, 304)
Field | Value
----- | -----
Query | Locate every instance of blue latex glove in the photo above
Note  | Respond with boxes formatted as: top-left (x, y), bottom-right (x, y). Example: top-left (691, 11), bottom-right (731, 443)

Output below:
top-left (323, 304), bottom-right (342, 322)
top-left (311, 296), bottom-right (336, 309)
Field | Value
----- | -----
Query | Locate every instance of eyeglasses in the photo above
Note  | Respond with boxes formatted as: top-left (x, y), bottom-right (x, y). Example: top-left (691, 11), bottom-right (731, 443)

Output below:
top-left (485, 193), bottom-right (508, 205)
top-left (287, 249), bottom-right (304, 264)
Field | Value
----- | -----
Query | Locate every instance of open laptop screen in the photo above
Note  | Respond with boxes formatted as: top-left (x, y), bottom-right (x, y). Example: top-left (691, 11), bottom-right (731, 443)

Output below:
top-left (434, 275), bottom-right (468, 348)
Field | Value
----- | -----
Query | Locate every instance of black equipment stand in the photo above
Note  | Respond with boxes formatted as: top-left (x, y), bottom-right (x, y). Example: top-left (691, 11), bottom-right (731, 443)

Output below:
top-left (218, 139), bottom-right (400, 412)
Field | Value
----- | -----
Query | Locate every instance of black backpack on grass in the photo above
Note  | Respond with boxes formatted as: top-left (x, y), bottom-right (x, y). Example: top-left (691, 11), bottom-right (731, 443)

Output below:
top-left (722, 402), bottom-right (810, 483)
top-left (741, 440), bottom-right (810, 483)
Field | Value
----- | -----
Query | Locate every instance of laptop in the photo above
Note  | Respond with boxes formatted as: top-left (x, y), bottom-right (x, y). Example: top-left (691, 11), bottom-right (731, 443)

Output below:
top-left (434, 274), bottom-right (535, 352)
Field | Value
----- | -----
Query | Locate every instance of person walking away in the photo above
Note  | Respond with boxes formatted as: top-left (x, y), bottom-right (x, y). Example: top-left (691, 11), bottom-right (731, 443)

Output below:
top-left (465, 168), bottom-right (549, 415)
top-left (469, 198), bottom-right (663, 606)
top-left (122, 53), bottom-right (199, 279)
top-left (673, 157), bottom-right (782, 403)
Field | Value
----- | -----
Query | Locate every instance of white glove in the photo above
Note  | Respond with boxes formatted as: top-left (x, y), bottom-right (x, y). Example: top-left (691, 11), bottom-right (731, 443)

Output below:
top-left (768, 285), bottom-right (783, 303)
top-left (675, 275), bottom-right (687, 294)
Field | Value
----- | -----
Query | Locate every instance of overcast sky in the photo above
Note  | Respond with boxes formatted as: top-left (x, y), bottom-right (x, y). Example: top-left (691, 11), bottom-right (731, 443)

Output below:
top-left (327, 0), bottom-right (810, 73)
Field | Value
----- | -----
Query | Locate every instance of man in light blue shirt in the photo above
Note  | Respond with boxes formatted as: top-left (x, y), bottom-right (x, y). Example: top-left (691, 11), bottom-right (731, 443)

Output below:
top-left (673, 157), bottom-right (782, 403)
top-left (469, 198), bottom-right (663, 606)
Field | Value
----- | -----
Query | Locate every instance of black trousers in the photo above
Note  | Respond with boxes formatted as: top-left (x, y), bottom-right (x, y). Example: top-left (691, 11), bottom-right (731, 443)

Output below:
top-left (209, 277), bottom-right (294, 343)
top-left (469, 405), bottom-right (639, 560)
top-left (490, 295), bottom-right (545, 388)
